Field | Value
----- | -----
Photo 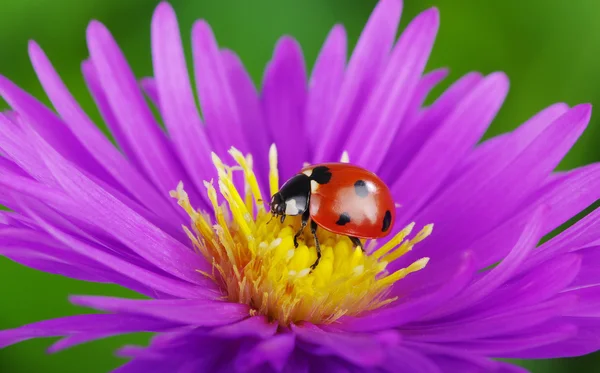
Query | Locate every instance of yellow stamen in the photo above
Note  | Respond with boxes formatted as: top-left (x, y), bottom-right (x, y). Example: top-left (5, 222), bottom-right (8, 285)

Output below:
top-left (171, 145), bottom-right (432, 326)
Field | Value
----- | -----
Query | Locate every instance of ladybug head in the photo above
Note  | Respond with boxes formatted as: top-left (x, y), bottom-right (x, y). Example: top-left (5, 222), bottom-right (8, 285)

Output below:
top-left (270, 192), bottom-right (286, 217)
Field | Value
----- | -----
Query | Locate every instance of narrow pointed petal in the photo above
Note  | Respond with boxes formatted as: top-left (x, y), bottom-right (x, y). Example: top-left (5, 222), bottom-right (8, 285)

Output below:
top-left (234, 334), bottom-right (295, 372)
top-left (0, 314), bottom-right (178, 349)
top-left (152, 3), bottom-right (214, 193)
top-left (380, 71), bottom-right (483, 180)
top-left (221, 49), bottom-right (270, 180)
top-left (305, 25), bottom-right (347, 151)
top-left (191, 20), bottom-right (247, 154)
top-left (391, 72), bottom-right (509, 223)
top-left (346, 8), bottom-right (439, 170)
top-left (70, 296), bottom-right (249, 325)
top-left (262, 37), bottom-right (308, 178)
top-left (86, 21), bottom-right (193, 199)
top-left (28, 41), bottom-right (183, 221)
top-left (314, 0), bottom-right (402, 161)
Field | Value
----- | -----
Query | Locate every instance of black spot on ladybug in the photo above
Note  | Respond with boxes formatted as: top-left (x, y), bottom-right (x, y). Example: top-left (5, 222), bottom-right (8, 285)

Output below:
top-left (310, 166), bottom-right (332, 185)
top-left (336, 212), bottom-right (351, 226)
top-left (382, 210), bottom-right (392, 232)
top-left (354, 180), bottom-right (369, 198)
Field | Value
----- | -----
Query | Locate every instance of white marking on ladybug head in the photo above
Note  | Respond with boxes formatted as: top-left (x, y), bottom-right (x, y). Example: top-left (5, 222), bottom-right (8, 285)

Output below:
top-left (302, 169), bottom-right (313, 177)
top-left (285, 198), bottom-right (300, 215)
top-left (310, 180), bottom-right (319, 193)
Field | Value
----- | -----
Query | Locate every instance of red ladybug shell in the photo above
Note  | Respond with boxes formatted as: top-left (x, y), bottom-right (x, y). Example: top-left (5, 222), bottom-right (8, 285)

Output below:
top-left (301, 163), bottom-right (396, 239)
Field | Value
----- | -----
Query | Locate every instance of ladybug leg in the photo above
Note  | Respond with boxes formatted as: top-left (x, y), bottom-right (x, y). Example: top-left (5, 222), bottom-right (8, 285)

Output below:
top-left (349, 236), bottom-right (364, 252)
top-left (293, 210), bottom-right (310, 248)
top-left (309, 220), bottom-right (322, 270)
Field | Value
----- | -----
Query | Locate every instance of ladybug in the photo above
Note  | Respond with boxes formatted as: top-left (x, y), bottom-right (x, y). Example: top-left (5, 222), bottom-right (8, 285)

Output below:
top-left (270, 163), bottom-right (396, 269)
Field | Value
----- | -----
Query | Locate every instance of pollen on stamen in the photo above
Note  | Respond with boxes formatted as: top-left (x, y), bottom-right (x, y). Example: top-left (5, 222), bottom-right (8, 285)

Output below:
top-left (170, 145), bottom-right (432, 326)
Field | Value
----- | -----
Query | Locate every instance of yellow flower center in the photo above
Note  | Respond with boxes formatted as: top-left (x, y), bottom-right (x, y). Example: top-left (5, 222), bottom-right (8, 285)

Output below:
top-left (170, 146), bottom-right (431, 326)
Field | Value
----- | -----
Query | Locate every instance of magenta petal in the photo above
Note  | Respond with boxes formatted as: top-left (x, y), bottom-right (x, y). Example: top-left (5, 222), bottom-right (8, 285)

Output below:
top-left (139, 77), bottom-right (160, 109)
top-left (86, 21), bottom-right (192, 200)
top-left (384, 347), bottom-right (442, 373)
top-left (151, 3), bottom-right (213, 193)
top-left (20, 131), bottom-right (211, 282)
top-left (293, 323), bottom-right (386, 367)
top-left (191, 20), bottom-right (247, 154)
top-left (220, 49), bottom-right (270, 182)
top-left (314, 0), bottom-right (402, 161)
top-left (407, 294), bottom-right (577, 342)
top-left (340, 251), bottom-right (474, 332)
top-left (210, 316), bottom-right (277, 339)
top-left (346, 8), bottom-right (439, 170)
top-left (234, 334), bottom-right (295, 372)
top-left (399, 68), bottom-right (449, 135)
top-left (391, 72), bottom-right (509, 223)
top-left (380, 71), bottom-right (483, 181)
top-left (28, 42), bottom-right (182, 222)
top-left (0, 114), bottom-right (55, 185)
top-left (458, 103), bottom-right (569, 175)
top-left (261, 37), bottom-right (308, 178)
top-left (0, 314), bottom-right (177, 349)
top-left (0, 76), bottom-right (112, 184)
top-left (69, 296), bottom-right (249, 326)
top-left (305, 25), bottom-right (347, 152)
top-left (506, 317), bottom-right (600, 359)
top-left (427, 207), bottom-right (544, 318)
top-left (81, 60), bottom-right (142, 171)
top-left (21, 205), bottom-right (215, 298)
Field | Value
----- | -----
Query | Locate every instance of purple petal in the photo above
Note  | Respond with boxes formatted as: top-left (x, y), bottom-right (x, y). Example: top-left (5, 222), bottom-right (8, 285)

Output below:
top-left (430, 207), bottom-right (544, 317)
top-left (314, 0), bottom-right (402, 161)
top-left (139, 77), bottom-right (160, 109)
top-left (81, 60), bottom-right (143, 171)
top-left (234, 334), bottom-right (295, 372)
top-left (457, 103), bottom-right (569, 177)
top-left (345, 8), bottom-right (439, 170)
top-left (379, 72), bottom-right (483, 181)
top-left (520, 191), bottom-right (600, 271)
top-left (568, 246), bottom-right (600, 289)
top-left (70, 296), bottom-right (249, 325)
top-left (0, 313), bottom-right (178, 349)
top-left (293, 323), bottom-right (386, 367)
top-left (404, 341), bottom-right (509, 372)
top-left (384, 347), bottom-right (442, 373)
top-left (20, 205), bottom-right (215, 298)
top-left (507, 317), bottom-right (600, 358)
top-left (406, 294), bottom-right (576, 342)
top-left (525, 162), bottom-right (600, 236)
top-left (397, 104), bottom-right (591, 277)
top-left (463, 253), bottom-right (581, 318)
top-left (391, 72), bottom-right (509, 223)
top-left (86, 21), bottom-right (194, 201)
top-left (261, 37), bottom-right (308, 178)
top-left (5, 132), bottom-right (211, 282)
top-left (221, 49), bottom-right (270, 183)
top-left (340, 251), bottom-right (474, 332)
top-left (151, 3), bottom-right (214, 194)
top-left (0, 76), bottom-right (113, 184)
top-left (191, 20), bottom-right (247, 154)
top-left (305, 25), bottom-right (347, 152)
top-left (0, 114), bottom-right (55, 185)
top-left (28, 41), bottom-right (183, 222)
top-left (210, 315), bottom-right (277, 339)
top-left (399, 68), bottom-right (449, 134)
top-left (451, 323), bottom-right (577, 356)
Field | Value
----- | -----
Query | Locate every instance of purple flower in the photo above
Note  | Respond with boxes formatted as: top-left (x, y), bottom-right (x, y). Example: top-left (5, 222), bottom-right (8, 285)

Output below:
top-left (1, 0), bottom-right (599, 371)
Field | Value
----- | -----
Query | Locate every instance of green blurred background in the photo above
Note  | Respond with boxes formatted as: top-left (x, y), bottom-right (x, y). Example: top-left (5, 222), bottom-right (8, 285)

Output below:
top-left (1, 0), bottom-right (599, 371)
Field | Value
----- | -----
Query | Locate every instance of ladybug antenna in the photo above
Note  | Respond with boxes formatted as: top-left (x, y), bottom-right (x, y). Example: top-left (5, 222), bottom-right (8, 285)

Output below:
top-left (267, 214), bottom-right (274, 225)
